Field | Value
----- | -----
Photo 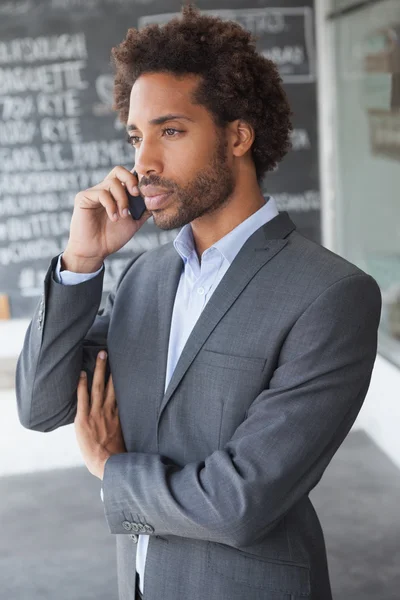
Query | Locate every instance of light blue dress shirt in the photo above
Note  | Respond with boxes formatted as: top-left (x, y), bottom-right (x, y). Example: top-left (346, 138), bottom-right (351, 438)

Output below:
top-left (54, 196), bottom-right (278, 594)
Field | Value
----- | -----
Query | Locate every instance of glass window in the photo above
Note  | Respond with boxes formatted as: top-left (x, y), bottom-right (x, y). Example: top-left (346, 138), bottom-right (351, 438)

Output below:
top-left (333, 0), bottom-right (400, 368)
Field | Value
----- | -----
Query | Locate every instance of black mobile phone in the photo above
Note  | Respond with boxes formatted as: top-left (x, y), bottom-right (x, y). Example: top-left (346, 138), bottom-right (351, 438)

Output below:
top-left (127, 170), bottom-right (146, 220)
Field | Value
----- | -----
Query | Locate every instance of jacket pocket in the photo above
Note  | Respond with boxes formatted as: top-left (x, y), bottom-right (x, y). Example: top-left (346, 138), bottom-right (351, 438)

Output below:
top-left (197, 349), bottom-right (267, 372)
top-left (207, 542), bottom-right (310, 596)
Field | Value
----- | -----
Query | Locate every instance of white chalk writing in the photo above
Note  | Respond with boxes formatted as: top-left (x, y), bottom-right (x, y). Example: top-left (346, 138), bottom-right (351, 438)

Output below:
top-left (37, 90), bottom-right (82, 117)
top-left (0, 61), bottom-right (88, 94)
top-left (291, 129), bottom-right (311, 151)
top-left (0, 33), bottom-right (87, 64)
top-left (0, 171), bottom-right (91, 194)
top-left (0, 1), bottom-right (32, 17)
top-left (0, 237), bottom-right (68, 266)
top-left (274, 191), bottom-right (320, 212)
top-left (0, 140), bottom-right (132, 172)
top-left (0, 95), bottom-right (35, 120)
top-left (0, 193), bottom-right (72, 217)
top-left (0, 212), bottom-right (71, 242)
top-left (0, 121), bottom-right (36, 145)
top-left (40, 117), bottom-right (82, 143)
top-left (263, 46), bottom-right (305, 67)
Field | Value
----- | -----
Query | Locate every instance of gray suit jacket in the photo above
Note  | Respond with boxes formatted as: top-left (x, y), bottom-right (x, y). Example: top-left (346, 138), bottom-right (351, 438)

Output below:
top-left (16, 212), bottom-right (381, 600)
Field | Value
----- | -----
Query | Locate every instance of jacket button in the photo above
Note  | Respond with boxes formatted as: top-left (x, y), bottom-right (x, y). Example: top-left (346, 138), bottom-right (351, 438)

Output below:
top-left (137, 523), bottom-right (146, 533)
top-left (122, 521), bottom-right (132, 531)
top-left (144, 524), bottom-right (154, 534)
top-left (129, 534), bottom-right (138, 543)
top-left (131, 523), bottom-right (139, 532)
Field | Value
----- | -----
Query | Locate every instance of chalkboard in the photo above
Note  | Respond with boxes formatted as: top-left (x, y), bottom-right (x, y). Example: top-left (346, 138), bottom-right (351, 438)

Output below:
top-left (0, 0), bottom-right (319, 318)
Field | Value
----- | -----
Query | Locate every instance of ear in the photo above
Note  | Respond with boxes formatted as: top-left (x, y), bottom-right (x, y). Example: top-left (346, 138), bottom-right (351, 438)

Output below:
top-left (228, 119), bottom-right (255, 157)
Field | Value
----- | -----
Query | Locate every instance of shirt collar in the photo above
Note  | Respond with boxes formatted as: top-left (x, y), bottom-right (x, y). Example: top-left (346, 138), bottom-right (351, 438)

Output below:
top-left (173, 196), bottom-right (278, 265)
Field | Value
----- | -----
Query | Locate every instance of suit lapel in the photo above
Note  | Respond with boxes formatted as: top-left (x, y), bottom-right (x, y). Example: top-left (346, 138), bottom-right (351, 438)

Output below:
top-left (155, 246), bottom-right (182, 420)
top-left (156, 211), bottom-right (296, 425)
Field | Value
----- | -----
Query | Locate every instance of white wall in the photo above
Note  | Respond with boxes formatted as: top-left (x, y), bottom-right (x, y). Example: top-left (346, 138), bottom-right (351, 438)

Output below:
top-left (0, 319), bottom-right (30, 357)
top-left (356, 355), bottom-right (400, 470)
top-left (0, 318), bottom-right (84, 475)
top-left (0, 388), bottom-right (84, 476)
top-left (316, 0), bottom-right (400, 470)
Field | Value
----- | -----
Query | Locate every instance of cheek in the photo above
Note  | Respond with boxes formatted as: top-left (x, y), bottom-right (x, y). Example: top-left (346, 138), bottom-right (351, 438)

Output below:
top-left (176, 131), bottom-right (213, 168)
top-left (163, 128), bottom-right (217, 184)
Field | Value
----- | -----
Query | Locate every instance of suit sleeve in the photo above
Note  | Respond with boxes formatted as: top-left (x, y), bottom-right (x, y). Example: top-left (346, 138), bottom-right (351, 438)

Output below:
top-left (54, 252), bottom-right (104, 285)
top-left (102, 273), bottom-right (382, 547)
top-left (15, 252), bottom-right (143, 432)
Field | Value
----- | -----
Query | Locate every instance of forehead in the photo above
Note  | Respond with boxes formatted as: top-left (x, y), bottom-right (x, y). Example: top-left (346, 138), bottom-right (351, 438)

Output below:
top-left (128, 72), bottom-right (206, 125)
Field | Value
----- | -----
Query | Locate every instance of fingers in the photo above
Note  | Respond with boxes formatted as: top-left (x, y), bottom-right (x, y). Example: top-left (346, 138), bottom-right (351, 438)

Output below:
top-left (102, 178), bottom-right (131, 220)
top-left (130, 169), bottom-right (140, 195)
top-left (78, 352), bottom-right (117, 419)
top-left (75, 166), bottom-right (141, 223)
top-left (91, 351), bottom-right (108, 411)
top-left (107, 165), bottom-right (139, 195)
top-left (76, 182), bottom-right (127, 222)
top-left (104, 373), bottom-right (117, 410)
top-left (76, 371), bottom-right (90, 418)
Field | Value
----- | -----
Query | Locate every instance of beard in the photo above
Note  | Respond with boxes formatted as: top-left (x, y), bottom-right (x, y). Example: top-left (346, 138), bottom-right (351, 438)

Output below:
top-left (139, 130), bottom-right (235, 231)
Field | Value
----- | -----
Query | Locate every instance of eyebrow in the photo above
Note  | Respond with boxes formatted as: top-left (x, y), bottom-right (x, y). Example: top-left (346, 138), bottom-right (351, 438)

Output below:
top-left (126, 114), bottom-right (194, 132)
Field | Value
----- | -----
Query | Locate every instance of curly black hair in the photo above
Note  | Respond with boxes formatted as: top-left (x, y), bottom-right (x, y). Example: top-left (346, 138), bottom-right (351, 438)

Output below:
top-left (111, 3), bottom-right (292, 182)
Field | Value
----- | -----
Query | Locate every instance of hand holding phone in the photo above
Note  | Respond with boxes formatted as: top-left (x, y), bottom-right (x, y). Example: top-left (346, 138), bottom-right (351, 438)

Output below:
top-left (62, 166), bottom-right (151, 272)
top-left (127, 170), bottom-right (147, 220)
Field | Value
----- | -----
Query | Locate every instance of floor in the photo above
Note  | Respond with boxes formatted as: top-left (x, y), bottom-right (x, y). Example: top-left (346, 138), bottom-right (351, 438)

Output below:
top-left (1, 430), bottom-right (399, 599)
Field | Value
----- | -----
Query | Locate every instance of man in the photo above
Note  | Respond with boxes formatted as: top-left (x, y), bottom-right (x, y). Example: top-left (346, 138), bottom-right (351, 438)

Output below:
top-left (16, 5), bottom-right (381, 600)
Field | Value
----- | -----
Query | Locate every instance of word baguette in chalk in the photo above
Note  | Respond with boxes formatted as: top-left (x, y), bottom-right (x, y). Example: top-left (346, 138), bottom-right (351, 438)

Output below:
top-left (0, 61), bottom-right (88, 94)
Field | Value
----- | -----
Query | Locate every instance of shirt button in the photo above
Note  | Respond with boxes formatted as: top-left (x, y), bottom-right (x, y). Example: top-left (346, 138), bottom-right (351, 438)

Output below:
top-left (197, 287), bottom-right (205, 295)
top-left (129, 534), bottom-right (138, 543)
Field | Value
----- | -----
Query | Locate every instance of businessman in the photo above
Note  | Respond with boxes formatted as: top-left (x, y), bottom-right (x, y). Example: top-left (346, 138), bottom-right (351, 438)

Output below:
top-left (16, 5), bottom-right (382, 600)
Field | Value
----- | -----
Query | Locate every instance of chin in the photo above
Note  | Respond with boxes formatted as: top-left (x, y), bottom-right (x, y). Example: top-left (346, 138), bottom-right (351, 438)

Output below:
top-left (151, 205), bottom-right (190, 230)
top-left (152, 214), bottom-right (182, 231)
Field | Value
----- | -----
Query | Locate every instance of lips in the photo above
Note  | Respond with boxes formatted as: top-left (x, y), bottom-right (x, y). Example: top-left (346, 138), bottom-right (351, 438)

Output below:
top-left (144, 192), bottom-right (173, 210)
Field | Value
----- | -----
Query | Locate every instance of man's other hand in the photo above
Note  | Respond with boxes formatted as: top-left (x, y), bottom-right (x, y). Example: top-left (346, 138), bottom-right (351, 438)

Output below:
top-left (74, 351), bottom-right (127, 480)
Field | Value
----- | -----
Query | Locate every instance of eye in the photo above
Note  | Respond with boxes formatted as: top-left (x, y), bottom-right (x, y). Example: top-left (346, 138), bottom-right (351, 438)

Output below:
top-left (125, 128), bottom-right (183, 147)
top-left (125, 133), bottom-right (141, 147)
top-left (162, 128), bottom-right (182, 137)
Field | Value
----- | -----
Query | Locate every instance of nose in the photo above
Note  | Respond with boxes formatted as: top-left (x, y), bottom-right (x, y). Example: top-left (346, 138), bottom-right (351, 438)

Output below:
top-left (134, 140), bottom-right (162, 178)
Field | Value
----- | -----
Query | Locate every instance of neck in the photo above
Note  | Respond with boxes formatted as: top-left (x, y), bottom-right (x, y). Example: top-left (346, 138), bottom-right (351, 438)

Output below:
top-left (191, 175), bottom-right (266, 260)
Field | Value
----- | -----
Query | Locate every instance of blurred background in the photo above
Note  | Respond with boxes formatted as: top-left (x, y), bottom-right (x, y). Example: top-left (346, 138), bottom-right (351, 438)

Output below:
top-left (0, 0), bottom-right (399, 598)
